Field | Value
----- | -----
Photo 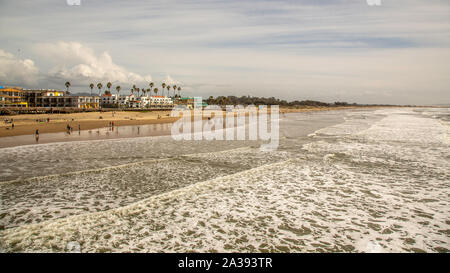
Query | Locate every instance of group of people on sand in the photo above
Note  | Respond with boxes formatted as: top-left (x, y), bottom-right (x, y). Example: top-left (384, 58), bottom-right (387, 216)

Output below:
top-left (35, 118), bottom-right (50, 123)
top-left (66, 124), bottom-right (82, 135)
top-left (4, 118), bottom-right (14, 129)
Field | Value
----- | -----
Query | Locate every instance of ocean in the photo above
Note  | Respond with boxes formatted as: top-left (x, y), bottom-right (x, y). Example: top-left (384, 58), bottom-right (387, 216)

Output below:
top-left (0, 107), bottom-right (449, 252)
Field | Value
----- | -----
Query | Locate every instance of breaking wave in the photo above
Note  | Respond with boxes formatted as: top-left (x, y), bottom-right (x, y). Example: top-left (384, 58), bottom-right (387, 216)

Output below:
top-left (1, 108), bottom-right (449, 253)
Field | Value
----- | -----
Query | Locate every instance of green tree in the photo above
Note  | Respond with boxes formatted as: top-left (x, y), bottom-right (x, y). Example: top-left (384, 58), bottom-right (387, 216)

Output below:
top-left (65, 81), bottom-right (71, 95)
top-left (97, 83), bottom-right (103, 95)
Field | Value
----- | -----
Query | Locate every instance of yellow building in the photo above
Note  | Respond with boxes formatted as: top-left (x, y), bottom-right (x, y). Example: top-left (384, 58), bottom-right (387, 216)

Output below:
top-left (0, 86), bottom-right (28, 107)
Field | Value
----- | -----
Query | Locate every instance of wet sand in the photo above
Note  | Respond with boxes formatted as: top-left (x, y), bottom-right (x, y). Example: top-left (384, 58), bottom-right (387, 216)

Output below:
top-left (0, 110), bottom-right (176, 137)
top-left (0, 123), bottom-right (174, 148)
top-left (0, 106), bottom-right (390, 148)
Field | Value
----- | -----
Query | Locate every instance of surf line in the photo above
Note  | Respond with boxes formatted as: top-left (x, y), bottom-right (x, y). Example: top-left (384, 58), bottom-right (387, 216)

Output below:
top-left (0, 146), bottom-right (253, 185)
top-left (171, 97), bottom-right (279, 151)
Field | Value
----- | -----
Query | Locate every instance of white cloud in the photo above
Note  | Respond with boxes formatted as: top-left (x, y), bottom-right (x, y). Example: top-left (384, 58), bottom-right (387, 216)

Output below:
top-left (0, 49), bottom-right (39, 86)
top-left (34, 41), bottom-right (152, 86)
top-left (163, 75), bottom-right (179, 85)
top-left (0, 1), bottom-right (449, 103)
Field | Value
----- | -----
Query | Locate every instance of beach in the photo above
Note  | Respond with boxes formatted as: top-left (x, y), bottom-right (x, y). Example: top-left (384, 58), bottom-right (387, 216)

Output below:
top-left (0, 110), bottom-right (177, 138)
top-left (0, 107), bottom-right (448, 252)
top-left (0, 106), bottom-right (388, 139)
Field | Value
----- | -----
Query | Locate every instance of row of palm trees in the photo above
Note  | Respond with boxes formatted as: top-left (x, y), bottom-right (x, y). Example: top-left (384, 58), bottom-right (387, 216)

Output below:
top-left (84, 82), bottom-right (182, 98)
top-left (64, 81), bottom-right (183, 98)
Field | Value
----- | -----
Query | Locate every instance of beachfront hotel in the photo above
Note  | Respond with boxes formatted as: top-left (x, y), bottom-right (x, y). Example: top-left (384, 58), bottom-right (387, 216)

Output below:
top-left (100, 93), bottom-right (174, 108)
top-left (0, 86), bottom-right (28, 107)
top-left (25, 89), bottom-right (100, 109)
top-left (0, 86), bottom-right (100, 109)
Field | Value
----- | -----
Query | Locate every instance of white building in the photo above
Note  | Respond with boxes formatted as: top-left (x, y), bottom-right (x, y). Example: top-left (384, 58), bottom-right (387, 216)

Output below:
top-left (118, 94), bottom-right (134, 105)
top-left (128, 96), bottom-right (173, 108)
top-left (100, 94), bottom-right (118, 105)
top-left (101, 94), bottom-right (141, 107)
top-left (149, 96), bottom-right (173, 106)
top-left (101, 94), bottom-right (173, 108)
top-left (73, 96), bottom-right (99, 109)
top-left (127, 99), bottom-right (142, 108)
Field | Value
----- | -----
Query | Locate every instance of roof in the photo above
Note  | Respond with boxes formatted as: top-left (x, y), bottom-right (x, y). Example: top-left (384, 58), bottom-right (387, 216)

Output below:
top-left (0, 87), bottom-right (25, 92)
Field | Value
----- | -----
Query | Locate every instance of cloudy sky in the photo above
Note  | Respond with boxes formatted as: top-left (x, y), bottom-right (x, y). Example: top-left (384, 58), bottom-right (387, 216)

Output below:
top-left (0, 0), bottom-right (449, 104)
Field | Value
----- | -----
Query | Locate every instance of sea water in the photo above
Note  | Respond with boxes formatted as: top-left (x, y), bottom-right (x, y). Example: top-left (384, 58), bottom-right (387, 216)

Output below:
top-left (0, 108), bottom-right (448, 252)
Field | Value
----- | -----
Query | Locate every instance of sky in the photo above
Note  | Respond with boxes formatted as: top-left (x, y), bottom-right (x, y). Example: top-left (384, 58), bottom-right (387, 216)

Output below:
top-left (0, 0), bottom-right (449, 105)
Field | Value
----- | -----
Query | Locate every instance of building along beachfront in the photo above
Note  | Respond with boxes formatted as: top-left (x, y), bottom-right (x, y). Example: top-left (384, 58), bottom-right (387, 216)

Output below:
top-left (0, 86), bottom-right (28, 107)
top-left (1, 85), bottom-right (181, 110)
top-left (0, 86), bottom-right (100, 109)
top-left (100, 94), bottom-right (174, 108)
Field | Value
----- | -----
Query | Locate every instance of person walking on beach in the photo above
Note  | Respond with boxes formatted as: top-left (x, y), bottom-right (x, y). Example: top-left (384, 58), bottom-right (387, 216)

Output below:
top-left (35, 129), bottom-right (39, 142)
top-left (11, 123), bottom-right (14, 129)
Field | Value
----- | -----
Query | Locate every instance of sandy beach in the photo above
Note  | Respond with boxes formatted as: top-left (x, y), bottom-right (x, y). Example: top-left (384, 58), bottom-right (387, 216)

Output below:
top-left (0, 110), bottom-right (177, 137)
top-left (0, 106), bottom-right (386, 138)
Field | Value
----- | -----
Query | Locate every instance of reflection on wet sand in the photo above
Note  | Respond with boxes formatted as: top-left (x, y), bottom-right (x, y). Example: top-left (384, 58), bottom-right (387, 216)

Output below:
top-left (0, 123), bottom-right (172, 148)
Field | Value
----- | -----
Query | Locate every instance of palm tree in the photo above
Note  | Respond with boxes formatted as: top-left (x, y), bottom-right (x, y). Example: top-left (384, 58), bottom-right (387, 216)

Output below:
top-left (97, 83), bottom-right (103, 95)
top-left (149, 82), bottom-right (154, 93)
top-left (177, 86), bottom-right (181, 97)
top-left (162, 83), bottom-right (166, 97)
top-left (116, 86), bottom-right (121, 107)
top-left (107, 82), bottom-right (112, 93)
top-left (173, 85), bottom-right (177, 97)
top-left (167, 86), bottom-right (171, 98)
top-left (89, 83), bottom-right (94, 96)
top-left (153, 88), bottom-right (159, 96)
top-left (65, 81), bottom-right (71, 95)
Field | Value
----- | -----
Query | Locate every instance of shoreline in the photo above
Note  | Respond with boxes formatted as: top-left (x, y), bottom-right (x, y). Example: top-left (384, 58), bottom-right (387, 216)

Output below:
top-left (0, 106), bottom-right (394, 139)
